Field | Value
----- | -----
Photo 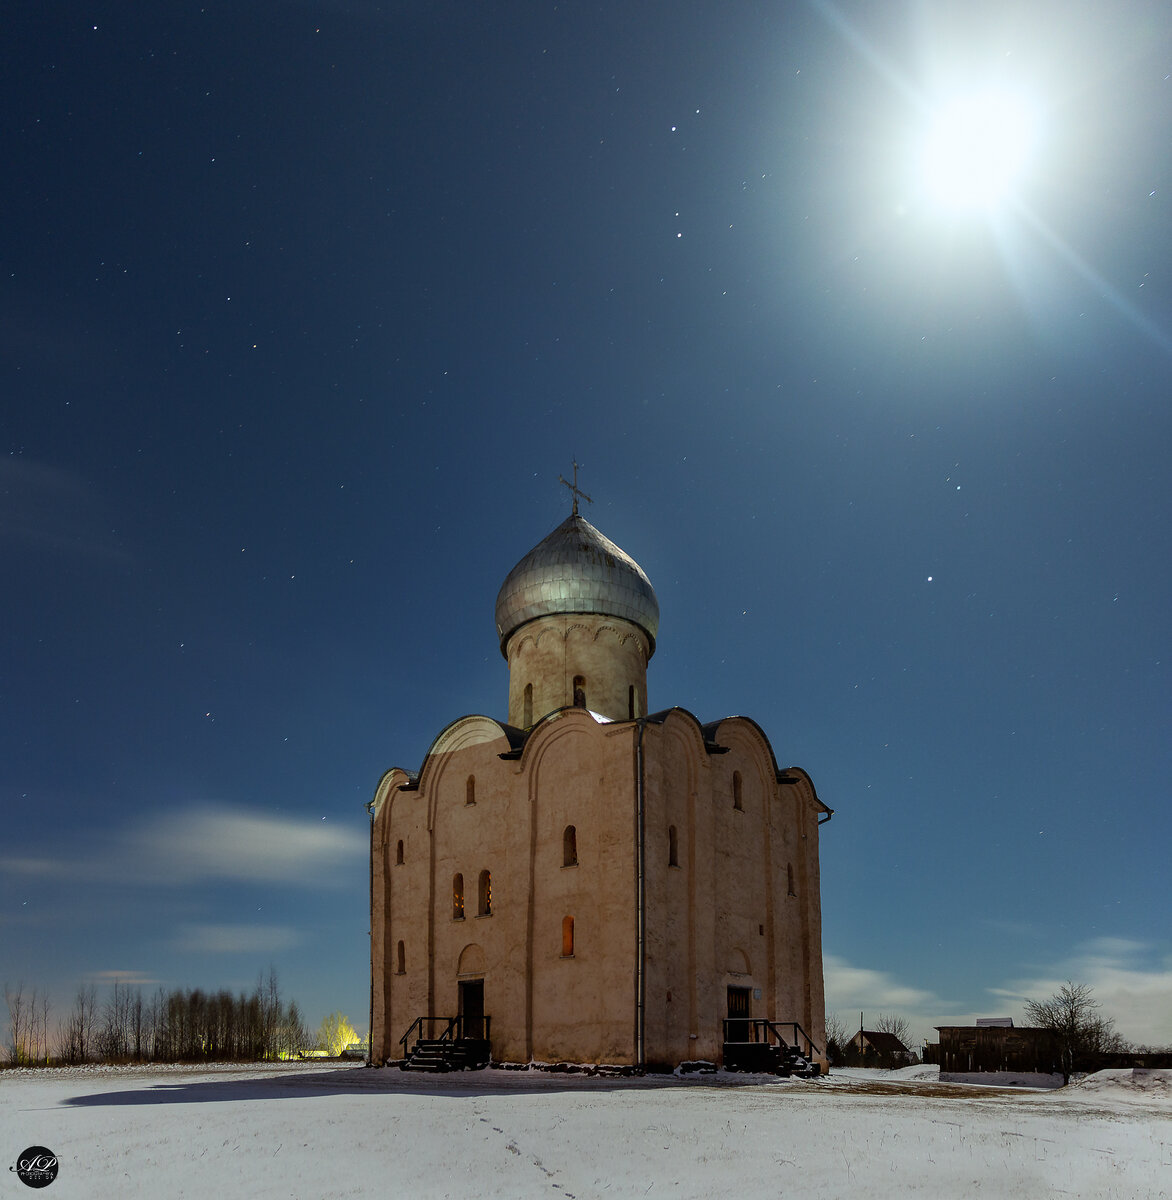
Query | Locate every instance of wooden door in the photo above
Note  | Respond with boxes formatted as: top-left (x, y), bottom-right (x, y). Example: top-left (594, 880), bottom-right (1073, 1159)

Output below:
top-left (459, 980), bottom-right (484, 1039)
top-left (727, 985), bottom-right (751, 1043)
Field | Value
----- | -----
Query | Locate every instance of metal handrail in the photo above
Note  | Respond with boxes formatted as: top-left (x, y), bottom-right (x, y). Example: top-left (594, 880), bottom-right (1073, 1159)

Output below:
top-left (721, 1017), bottom-right (823, 1060)
top-left (399, 1016), bottom-right (455, 1056)
top-left (775, 1020), bottom-right (822, 1061)
top-left (399, 1015), bottom-right (493, 1057)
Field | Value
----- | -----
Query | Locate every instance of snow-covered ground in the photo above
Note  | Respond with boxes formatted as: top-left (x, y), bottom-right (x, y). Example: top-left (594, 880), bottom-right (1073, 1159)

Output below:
top-left (2, 1062), bottom-right (1169, 1198)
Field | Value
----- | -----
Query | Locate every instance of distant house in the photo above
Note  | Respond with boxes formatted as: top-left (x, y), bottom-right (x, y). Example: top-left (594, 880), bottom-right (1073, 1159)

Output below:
top-left (846, 1029), bottom-right (913, 1067)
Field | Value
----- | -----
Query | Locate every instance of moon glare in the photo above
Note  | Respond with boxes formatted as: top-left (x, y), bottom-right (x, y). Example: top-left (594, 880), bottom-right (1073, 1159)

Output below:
top-left (919, 90), bottom-right (1038, 211)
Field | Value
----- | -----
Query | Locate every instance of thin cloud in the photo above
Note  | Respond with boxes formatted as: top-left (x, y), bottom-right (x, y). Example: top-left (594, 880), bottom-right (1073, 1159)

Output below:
top-left (991, 938), bottom-right (1172, 1046)
top-left (87, 970), bottom-right (161, 987)
top-left (171, 924), bottom-right (302, 954)
top-left (824, 942), bottom-right (1172, 1049)
top-left (3, 804), bottom-right (366, 890)
top-left (975, 917), bottom-right (1043, 940)
top-left (1077, 936), bottom-right (1150, 962)
top-left (0, 857), bottom-right (66, 878)
top-left (124, 805), bottom-right (366, 887)
top-left (823, 953), bottom-right (938, 1011)
top-left (823, 954), bottom-right (943, 1049)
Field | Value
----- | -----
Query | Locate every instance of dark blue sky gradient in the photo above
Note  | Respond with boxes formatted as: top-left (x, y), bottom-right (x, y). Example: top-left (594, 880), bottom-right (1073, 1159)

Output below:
top-left (3, 0), bottom-right (1169, 1044)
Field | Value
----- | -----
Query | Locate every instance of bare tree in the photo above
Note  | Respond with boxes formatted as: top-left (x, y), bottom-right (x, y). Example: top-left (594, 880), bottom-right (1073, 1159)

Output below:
top-left (146, 988), bottom-right (168, 1060)
top-left (874, 1012), bottom-right (914, 1051)
top-left (1023, 980), bottom-right (1126, 1083)
top-left (260, 967), bottom-right (281, 1059)
top-left (98, 980), bottom-right (135, 1061)
top-left (277, 1001), bottom-right (311, 1059)
top-left (130, 988), bottom-right (145, 1061)
top-left (316, 1012), bottom-right (358, 1057)
top-left (5, 982), bottom-right (29, 1064)
top-left (59, 985), bottom-right (99, 1064)
top-left (824, 1012), bottom-right (849, 1066)
top-left (31, 990), bottom-right (51, 1065)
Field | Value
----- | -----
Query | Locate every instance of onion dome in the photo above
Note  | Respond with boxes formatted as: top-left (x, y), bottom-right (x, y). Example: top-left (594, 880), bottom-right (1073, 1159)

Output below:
top-left (494, 514), bottom-right (660, 657)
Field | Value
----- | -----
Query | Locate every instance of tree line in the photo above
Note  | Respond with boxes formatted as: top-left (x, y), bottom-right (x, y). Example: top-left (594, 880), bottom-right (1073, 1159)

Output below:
top-left (4, 970), bottom-right (312, 1066)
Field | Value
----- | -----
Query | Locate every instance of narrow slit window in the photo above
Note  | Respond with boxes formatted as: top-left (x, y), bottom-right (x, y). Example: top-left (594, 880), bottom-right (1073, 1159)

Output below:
top-left (523, 683), bottom-right (533, 727)
top-left (465, 775), bottom-right (476, 806)
top-left (573, 674), bottom-right (586, 708)
top-left (733, 771), bottom-right (743, 811)
top-left (478, 869), bottom-right (492, 916)
top-left (396, 839), bottom-right (404, 865)
top-left (396, 940), bottom-right (405, 974)
top-left (562, 915), bottom-right (575, 957)
top-left (668, 824), bottom-right (679, 867)
top-left (563, 825), bottom-right (577, 867)
top-left (453, 873), bottom-right (465, 919)
top-left (628, 685), bottom-right (636, 720)
top-left (787, 863), bottom-right (796, 897)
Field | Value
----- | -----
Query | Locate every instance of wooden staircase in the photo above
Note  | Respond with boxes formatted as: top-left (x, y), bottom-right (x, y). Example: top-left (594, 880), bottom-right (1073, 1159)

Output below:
top-left (722, 1019), bottom-right (822, 1077)
top-left (399, 1016), bottom-right (492, 1072)
top-left (402, 1037), bottom-right (491, 1072)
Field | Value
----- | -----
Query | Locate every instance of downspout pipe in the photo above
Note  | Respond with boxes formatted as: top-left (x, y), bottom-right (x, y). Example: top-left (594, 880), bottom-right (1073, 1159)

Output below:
top-left (635, 718), bottom-right (647, 1071)
top-left (365, 798), bottom-right (376, 1066)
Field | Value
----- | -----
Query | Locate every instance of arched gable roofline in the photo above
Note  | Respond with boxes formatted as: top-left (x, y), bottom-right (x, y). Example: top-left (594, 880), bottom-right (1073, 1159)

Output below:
top-left (776, 763), bottom-right (833, 821)
top-left (412, 715), bottom-right (527, 833)
top-left (644, 705), bottom-right (735, 759)
top-left (370, 766), bottom-right (415, 830)
top-left (413, 714), bottom-right (525, 794)
top-left (701, 714), bottom-right (784, 776)
top-left (704, 716), bottom-right (833, 821)
top-left (511, 704), bottom-right (609, 775)
top-left (650, 708), bottom-right (708, 802)
top-left (643, 706), bottom-right (714, 761)
top-left (367, 717), bottom-right (526, 826)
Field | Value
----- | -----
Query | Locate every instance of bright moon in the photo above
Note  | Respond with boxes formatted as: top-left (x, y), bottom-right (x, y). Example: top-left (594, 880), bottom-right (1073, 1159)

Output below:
top-left (919, 90), bottom-right (1038, 211)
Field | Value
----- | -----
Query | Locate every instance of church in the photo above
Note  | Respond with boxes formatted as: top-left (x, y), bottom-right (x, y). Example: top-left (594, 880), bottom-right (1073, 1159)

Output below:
top-left (369, 485), bottom-right (832, 1072)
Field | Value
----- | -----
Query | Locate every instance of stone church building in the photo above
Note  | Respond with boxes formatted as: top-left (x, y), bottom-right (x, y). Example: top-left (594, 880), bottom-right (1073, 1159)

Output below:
top-left (369, 498), bottom-right (831, 1071)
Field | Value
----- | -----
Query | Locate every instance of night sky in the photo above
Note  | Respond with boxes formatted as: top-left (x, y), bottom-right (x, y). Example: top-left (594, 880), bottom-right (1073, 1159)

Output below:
top-left (4, 1), bottom-right (1169, 1048)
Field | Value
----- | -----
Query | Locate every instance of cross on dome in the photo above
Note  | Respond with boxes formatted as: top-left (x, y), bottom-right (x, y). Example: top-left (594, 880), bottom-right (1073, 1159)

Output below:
top-left (557, 460), bottom-right (593, 516)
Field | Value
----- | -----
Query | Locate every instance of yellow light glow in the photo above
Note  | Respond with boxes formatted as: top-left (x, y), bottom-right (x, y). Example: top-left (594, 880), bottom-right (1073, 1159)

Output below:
top-left (919, 90), bottom-right (1038, 212)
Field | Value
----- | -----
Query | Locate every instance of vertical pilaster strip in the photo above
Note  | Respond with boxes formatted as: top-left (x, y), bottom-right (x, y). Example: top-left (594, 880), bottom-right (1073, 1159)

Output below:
top-left (525, 761), bottom-right (537, 1062)
top-left (427, 790), bottom-right (436, 1020)
top-left (763, 777), bottom-right (776, 1020)
top-left (686, 778), bottom-right (698, 1044)
top-left (797, 792), bottom-right (813, 1035)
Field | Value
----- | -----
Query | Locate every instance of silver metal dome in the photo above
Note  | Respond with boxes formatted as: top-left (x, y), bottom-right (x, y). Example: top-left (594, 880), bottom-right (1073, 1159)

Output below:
top-left (494, 514), bottom-right (659, 657)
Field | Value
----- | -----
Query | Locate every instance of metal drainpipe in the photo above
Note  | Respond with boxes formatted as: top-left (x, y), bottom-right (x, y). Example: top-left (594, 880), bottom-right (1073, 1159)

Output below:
top-left (365, 798), bottom-right (376, 1066)
top-left (635, 718), bottom-right (647, 1070)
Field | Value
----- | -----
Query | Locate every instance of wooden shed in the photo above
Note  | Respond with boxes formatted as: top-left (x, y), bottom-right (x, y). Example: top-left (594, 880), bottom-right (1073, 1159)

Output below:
top-left (933, 1023), bottom-right (1057, 1074)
